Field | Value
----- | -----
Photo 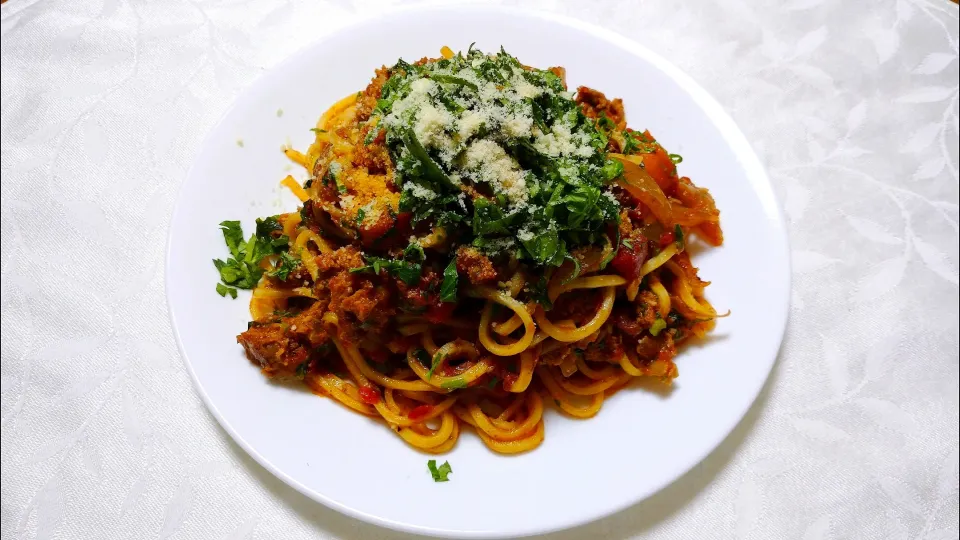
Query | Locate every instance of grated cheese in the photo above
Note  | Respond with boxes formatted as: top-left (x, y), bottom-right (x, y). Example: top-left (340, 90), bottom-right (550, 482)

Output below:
top-left (458, 110), bottom-right (487, 140)
top-left (464, 140), bottom-right (528, 205)
top-left (502, 114), bottom-right (533, 138)
top-left (405, 183), bottom-right (438, 200)
top-left (415, 104), bottom-right (455, 148)
top-left (514, 78), bottom-right (543, 99)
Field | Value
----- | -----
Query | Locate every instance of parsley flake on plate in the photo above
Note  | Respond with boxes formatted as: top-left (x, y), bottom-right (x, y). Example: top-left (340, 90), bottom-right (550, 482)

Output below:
top-left (212, 218), bottom-right (298, 296)
top-left (427, 459), bottom-right (453, 482)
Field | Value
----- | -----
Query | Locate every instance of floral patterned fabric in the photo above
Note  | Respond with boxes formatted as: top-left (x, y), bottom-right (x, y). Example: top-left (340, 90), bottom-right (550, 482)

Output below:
top-left (1, 0), bottom-right (957, 539)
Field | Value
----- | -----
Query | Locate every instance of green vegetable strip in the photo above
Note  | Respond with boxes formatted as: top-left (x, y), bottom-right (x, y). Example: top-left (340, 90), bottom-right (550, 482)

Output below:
top-left (427, 459), bottom-right (453, 482)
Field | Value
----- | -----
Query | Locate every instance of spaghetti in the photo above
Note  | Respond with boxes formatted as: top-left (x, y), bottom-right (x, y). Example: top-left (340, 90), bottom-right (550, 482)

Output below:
top-left (215, 46), bottom-right (724, 454)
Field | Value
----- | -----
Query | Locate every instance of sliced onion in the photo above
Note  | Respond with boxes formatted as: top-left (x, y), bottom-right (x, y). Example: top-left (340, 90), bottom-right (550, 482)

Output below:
top-left (611, 154), bottom-right (675, 226)
top-left (612, 154), bottom-right (721, 228)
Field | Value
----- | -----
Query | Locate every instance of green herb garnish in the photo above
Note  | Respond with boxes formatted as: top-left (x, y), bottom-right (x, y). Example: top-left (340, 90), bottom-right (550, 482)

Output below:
top-left (295, 361), bottom-right (308, 379)
top-left (530, 275), bottom-right (553, 309)
top-left (268, 251), bottom-right (301, 281)
top-left (622, 131), bottom-right (659, 154)
top-left (561, 254), bottom-right (582, 285)
top-left (439, 258), bottom-right (459, 303)
top-left (216, 283), bottom-right (238, 299)
top-left (213, 219), bottom-right (291, 296)
top-left (350, 255), bottom-right (422, 286)
top-left (403, 241), bottom-right (426, 263)
top-left (427, 459), bottom-right (453, 482)
top-left (430, 74), bottom-right (479, 91)
top-left (414, 348), bottom-right (431, 368)
top-left (426, 351), bottom-right (444, 380)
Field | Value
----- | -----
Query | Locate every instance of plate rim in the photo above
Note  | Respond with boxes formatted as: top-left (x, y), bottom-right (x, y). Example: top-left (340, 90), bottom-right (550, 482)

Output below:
top-left (165, 5), bottom-right (792, 538)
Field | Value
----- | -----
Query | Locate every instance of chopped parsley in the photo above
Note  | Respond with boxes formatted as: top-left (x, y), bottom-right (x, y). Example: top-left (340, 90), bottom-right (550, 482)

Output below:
top-left (622, 130), bottom-right (659, 154)
top-left (597, 112), bottom-right (616, 130)
top-left (212, 219), bottom-right (293, 296)
top-left (599, 230), bottom-right (619, 271)
top-left (560, 254), bottom-right (582, 285)
top-left (669, 153), bottom-right (683, 164)
top-left (439, 259), bottom-right (459, 303)
top-left (350, 255), bottom-right (421, 286)
top-left (674, 224), bottom-right (684, 251)
top-left (403, 241), bottom-right (426, 263)
top-left (413, 348), bottom-right (431, 368)
top-left (529, 275), bottom-right (553, 310)
top-left (215, 283), bottom-right (237, 299)
top-left (429, 73), bottom-right (479, 91)
top-left (426, 351), bottom-right (444, 380)
top-left (268, 251), bottom-right (300, 281)
top-left (295, 361), bottom-right (308, 379)
top-left (427, 459), bottom-right (453, 482)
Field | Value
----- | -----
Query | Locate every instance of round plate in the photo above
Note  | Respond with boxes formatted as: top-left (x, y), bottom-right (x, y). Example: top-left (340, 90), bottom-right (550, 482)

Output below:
top-left (166, 6), bottom-right (790, 538)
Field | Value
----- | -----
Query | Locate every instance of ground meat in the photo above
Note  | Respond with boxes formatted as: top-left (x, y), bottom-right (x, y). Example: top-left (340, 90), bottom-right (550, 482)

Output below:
top-left (279, 264), bottom-right (313, 286)
top-left (541, 346), bottom-right (575, 376)
top-left (455, 246), bottom-right (497, 285)
top-left (311, 147), bottom-right (338, 200)
top-left (584, 333), bottom-right (625, 364)
top-left (315, 246), bottom-right (396, 343)
top-left (618, 208), bottom-right (635, 238)
top-left (353, 125), bottom-right (390, 174)
top-left (358, 207), bottom-right (395, 247)
top-left (356, 66), bottom-right (389, 121)
top-left (237, 302), bottom-right (329, 378)
top-left (330, 273), bottom-right (392, 324)
top-left (575, 86), bottom-right (626, 129)
top-left (396, 269), bottom-right (442, 310)
top-left (617, 210), bottom-right (654, 277)
top-left (550, 289), bottom-right (603, 324)
top-left (612, 290), bottom-right (658, 336)
top-left (635, 333), bottom-right (677, 366)
top-left (238, 324), bottom-right (310, 377)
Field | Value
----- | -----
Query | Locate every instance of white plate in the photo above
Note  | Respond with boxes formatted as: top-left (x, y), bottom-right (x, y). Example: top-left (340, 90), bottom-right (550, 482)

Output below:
top-left (166, 6), bottom-right (790, 538)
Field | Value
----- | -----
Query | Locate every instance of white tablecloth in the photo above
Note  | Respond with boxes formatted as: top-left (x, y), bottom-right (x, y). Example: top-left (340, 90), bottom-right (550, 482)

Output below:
top-left (2, 0), bottom-right (958, 538)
